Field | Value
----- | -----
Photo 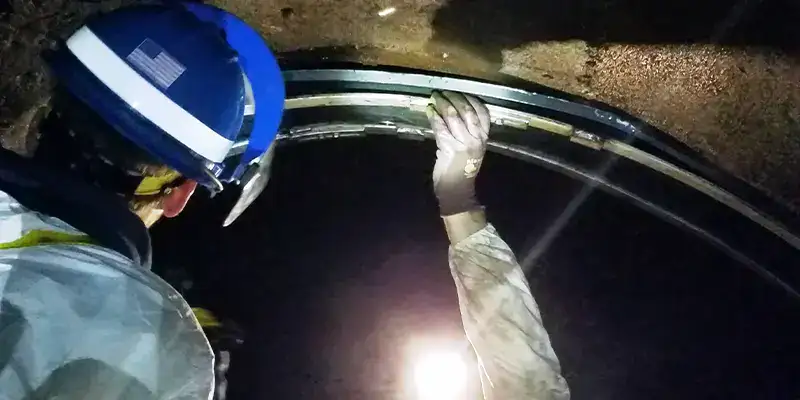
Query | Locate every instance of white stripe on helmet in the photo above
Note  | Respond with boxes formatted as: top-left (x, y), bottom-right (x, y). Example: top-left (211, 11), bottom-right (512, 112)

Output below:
top-left (66, 26), bottom-right (234, 163)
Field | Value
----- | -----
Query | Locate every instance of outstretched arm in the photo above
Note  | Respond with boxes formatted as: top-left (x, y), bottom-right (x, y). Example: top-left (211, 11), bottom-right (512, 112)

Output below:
top-left (427, 91), bottom-right (570, 400)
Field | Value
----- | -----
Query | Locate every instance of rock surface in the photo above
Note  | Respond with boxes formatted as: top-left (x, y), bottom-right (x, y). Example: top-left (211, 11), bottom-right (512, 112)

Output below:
top-left (2, 0), bottom-right (798, 209)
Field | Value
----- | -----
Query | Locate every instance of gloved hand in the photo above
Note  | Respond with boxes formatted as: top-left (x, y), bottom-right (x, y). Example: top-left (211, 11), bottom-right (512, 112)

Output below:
top-left (426, 91), bottom-right (491, 216)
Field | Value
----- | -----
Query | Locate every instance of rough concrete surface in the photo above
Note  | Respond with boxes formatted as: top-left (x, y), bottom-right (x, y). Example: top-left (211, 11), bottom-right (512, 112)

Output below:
top-left (0, 0), bottom-right (141, 153)
top-left (1, 0), bottom-right (799, 209)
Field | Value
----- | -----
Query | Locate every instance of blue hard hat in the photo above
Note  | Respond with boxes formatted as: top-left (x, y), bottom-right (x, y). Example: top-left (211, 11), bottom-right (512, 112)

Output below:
top-left (48, 4), bottom-right (283, 191)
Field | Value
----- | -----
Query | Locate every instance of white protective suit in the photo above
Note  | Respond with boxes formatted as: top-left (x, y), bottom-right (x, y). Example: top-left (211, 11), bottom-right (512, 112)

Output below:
top-left (450, 224), bottom-right (570, 400)
top-left (0, 190), bottom-right (214, 399)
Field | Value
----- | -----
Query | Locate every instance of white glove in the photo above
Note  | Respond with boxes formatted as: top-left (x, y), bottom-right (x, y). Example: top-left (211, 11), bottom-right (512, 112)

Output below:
top-left (426, 91), bottom-right (491, 215)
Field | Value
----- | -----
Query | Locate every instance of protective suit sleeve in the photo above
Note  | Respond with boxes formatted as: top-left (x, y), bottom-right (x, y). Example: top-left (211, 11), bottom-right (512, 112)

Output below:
top-left (449, 224), bottom-right (570, 400)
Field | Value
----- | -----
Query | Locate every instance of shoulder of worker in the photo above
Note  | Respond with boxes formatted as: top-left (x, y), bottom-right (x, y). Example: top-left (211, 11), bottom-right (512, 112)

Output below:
top-left (0, 188), bottom-right (214, 399)
top-left (0, 146), bottom-right (152, 267)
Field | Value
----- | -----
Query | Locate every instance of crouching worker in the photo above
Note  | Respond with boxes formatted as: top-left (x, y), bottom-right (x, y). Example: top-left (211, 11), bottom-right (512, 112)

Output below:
top-left (0, 4), bottom-right (282, 399)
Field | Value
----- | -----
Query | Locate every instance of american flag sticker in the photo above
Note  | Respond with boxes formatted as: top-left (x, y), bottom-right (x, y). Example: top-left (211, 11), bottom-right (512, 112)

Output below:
top-left (126, 39), bottom-right (186, 90)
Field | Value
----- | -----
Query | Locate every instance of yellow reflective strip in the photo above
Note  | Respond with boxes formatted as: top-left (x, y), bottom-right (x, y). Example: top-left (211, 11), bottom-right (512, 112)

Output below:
top-left (135, 171), bottom-right (182, 196)
top-left (0, 229), bottom-right (94, 250)
top-left (192, 307), bottom-right (222, 328)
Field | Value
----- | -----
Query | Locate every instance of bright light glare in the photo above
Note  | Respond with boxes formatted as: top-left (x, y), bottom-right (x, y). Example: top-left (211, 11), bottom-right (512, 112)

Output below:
top-left (412, 349), bottom-right (467, 400)
top-left (377, 6), bottom-right (397, 17)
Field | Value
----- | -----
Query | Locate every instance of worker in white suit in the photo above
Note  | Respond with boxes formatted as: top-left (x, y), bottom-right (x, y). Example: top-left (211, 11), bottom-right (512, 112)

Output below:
top-left (0, 3), bottom-right (567, 398)
top-left (0, 4), bottom-right (281, 399)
